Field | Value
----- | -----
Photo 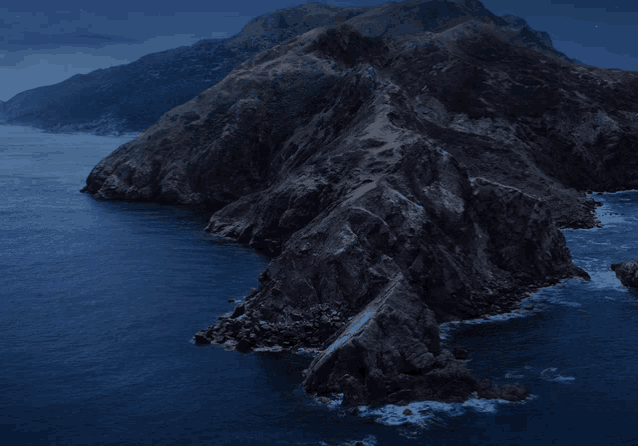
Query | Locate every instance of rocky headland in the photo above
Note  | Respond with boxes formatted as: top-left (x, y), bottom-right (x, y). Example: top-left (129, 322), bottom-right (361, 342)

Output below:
top-left (79, 0), bottom-right (638, 407)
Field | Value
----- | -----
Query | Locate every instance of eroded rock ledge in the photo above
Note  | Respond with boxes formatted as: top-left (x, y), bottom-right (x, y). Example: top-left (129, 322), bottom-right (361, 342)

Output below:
top-left (80, 8), bottom-right (638, 408)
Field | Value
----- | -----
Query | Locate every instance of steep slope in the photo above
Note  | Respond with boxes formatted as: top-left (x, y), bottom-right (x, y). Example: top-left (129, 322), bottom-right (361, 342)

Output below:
top-left (79, 6), bottom-right (638, 406)
top-left (0, 1), bottom-right (581, 136)
top-left (0, 4), bottom-right (369, 135)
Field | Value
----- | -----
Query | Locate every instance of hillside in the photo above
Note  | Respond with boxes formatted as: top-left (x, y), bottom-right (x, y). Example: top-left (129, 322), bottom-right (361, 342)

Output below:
top-left (79, 0), bottom-right (638, 407)
top-left (0, 1), bottom-right (584, 136)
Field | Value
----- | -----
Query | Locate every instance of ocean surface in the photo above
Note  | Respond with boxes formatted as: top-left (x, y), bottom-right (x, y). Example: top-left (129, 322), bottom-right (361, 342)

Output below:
top-left (1, 123), bottom-right (637, 446)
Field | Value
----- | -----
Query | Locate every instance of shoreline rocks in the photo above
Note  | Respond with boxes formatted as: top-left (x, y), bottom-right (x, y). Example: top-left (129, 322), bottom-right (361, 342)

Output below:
top-left (611, 260), bottom-right (638, 289)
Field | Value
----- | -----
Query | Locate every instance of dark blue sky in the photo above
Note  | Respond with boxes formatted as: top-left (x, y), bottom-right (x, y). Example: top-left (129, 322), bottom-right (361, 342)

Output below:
top-left (1, 0), bottom-right (636, 101)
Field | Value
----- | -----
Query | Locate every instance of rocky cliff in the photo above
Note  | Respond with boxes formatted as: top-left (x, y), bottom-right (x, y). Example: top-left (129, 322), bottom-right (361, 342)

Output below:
top-left (0, 2), bottom-right (587, 136)
top-left (80, 0), bottom-right (638, 407)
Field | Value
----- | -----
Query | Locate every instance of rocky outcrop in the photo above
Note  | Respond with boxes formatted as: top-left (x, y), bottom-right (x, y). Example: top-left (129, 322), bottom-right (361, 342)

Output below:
top-left (611, 260), bottom-right (638, 288)
top-left (79, 0), bottom-right (638, 407)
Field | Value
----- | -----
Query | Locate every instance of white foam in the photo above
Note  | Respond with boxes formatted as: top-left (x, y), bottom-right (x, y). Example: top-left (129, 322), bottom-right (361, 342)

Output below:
top-left (358, 400), bottom-right (465, 427)
top-left (438, 308), bottom-right (541, 349)
top-left (541, 295), bottom-right (582, 307)
top-left (540, 367), bottom-right (576, 383)
top-left (350, 393), bottom-right (536, 428)
top-left (551, 375), bottom-right (576, 383)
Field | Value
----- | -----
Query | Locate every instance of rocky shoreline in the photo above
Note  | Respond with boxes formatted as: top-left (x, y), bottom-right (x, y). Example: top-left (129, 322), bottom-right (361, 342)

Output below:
top-left (194, 257), bottom-right (590, 407)
top-left (78, 1), bottom-right (637, 409)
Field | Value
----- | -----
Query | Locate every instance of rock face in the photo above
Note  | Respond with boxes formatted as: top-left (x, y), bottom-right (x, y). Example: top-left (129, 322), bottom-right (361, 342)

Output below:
top-left (611, 260), bottom-right (638, 288)
top-left (79, 0), bottom-right (638, 407)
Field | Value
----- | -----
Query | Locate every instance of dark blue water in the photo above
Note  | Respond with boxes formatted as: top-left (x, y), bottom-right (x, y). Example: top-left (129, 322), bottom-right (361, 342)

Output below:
top-left (2, 123), bottom-right (637, 445)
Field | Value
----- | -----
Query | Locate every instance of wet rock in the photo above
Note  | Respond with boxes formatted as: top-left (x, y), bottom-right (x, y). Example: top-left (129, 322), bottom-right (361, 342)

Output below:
top-left (231, 304), bottom-right (245, 319)
top-left (403, 408), bottom-right (413, 416)
top-left (611, 259), bottom-right (638, 288)
top-left (193, 331), bottom-right (211, 344)
top-left (476, 378), bottom-right (530, 401)
top-left (315, 396), bottom-right (331, 405)
top-left (235, 338), bottom-right (253, 353)
top-left (339, 374), bottom-right (371, 407)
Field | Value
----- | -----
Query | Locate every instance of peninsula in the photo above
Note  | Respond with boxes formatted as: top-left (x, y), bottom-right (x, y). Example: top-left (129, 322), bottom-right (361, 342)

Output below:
top-left (78, 0), bottom-right (638, 407)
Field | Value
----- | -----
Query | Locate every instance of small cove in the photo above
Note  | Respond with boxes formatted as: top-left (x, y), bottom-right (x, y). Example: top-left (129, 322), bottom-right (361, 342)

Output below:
top-left (1, 124), bottom-right (637, 445)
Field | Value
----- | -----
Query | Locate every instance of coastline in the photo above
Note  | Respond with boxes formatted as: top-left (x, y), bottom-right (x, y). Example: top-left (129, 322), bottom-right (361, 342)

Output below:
top-left (75, 8), bottom-right (638, 412)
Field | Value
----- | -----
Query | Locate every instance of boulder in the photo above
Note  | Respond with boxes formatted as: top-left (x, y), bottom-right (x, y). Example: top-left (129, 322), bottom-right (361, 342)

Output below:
top-left (611, 260), bottom-right (638, 288)
top-left (192, 331), bottom-right (211, 345)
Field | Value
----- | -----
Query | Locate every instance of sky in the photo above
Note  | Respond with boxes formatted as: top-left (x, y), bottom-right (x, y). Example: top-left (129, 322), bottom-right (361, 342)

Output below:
top-left (1, 0), bottom-right (637, 102)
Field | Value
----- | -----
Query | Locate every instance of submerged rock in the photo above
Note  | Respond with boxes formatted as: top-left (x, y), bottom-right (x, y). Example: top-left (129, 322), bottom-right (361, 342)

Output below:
top-left (79, 0), bottom-right (638, 408)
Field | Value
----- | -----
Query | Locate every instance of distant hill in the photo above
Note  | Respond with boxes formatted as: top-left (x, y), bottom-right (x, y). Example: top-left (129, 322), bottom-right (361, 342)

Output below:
top-left (0, 2), bottom-right (584, 136)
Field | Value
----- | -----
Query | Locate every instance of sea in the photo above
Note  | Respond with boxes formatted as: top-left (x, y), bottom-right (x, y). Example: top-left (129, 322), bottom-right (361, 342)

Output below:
top-left (1, 123), bottom-right (637, 446)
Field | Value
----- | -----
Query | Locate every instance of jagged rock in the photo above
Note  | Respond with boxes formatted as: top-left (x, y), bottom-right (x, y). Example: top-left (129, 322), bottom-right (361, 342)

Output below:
top-left (193, 331), bottom-right (211, 344)
top-left (476, 378), bottom-right (530, 401)
top-left (339, 374), bottom-right (371, 407)
top-left (76, 1), bottom-right (638, 408)
top-left (235, 338), bottom-right (253, 353)
top-left (231, 304), bottom-right (245, 319)
top-left (611, 260), bottom-right (638, 288)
